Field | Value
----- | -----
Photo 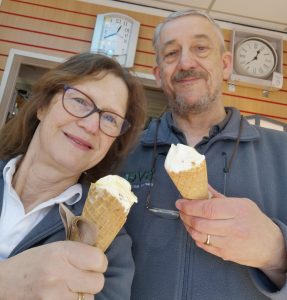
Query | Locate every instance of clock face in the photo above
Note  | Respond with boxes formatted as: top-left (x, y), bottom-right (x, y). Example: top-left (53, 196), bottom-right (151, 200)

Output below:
top-left (235, 38), bottom-right (277, 79)
top-left (99, 15), bottom-right (133, 66)
top-left (91, 13), bottom-right (140, 68)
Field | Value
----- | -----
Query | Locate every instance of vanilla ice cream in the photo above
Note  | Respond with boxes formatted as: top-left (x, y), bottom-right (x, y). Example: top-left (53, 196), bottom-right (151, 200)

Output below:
top-left (164, 144), bottom-right (205, 173)
top-left (164, 143), bottom-right (209, 200)
top-left (94, 175), bottom-right (137, 213)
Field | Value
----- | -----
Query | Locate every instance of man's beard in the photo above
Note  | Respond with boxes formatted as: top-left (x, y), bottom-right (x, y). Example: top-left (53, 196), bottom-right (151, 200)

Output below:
top-left (165, 69), bottom-right (221, 118)
top-left (168, 90), bottom-right (219, 117)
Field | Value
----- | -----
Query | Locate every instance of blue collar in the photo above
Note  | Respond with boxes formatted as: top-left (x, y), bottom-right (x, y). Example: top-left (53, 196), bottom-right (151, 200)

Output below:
top-left (141, 107), bottom-right (259, 147)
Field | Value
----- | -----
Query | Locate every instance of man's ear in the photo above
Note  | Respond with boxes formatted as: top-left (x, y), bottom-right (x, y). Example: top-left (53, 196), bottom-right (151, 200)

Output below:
top-left (153, 66), bottom-right (162, 88)
top-left (222, 51), bottom-right (232, 80)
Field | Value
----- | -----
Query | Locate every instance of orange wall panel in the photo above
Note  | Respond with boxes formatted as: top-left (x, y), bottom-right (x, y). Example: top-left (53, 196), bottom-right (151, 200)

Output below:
top-left (0, 0), bottom-right (286, 123)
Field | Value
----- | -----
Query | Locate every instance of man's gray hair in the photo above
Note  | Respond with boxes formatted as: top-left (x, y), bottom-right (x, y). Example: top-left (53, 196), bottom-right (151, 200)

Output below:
top-left (152, 9), bottom-right (226, 63)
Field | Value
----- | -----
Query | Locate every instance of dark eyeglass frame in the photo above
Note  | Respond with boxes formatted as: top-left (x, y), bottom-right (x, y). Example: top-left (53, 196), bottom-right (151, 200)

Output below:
top-left (145, 119), bottom-right (180, 220)
top-left (62, 85), bottom-right (131, 138)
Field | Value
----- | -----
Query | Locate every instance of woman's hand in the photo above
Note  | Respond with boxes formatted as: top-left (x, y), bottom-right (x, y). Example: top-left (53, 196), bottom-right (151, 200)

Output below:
top-left (0, 241), bottom-right (108, 299)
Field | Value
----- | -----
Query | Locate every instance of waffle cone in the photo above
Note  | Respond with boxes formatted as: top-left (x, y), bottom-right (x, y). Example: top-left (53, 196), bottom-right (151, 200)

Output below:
top-left (82, 187), bottom-right (127, 252)
top-left (167, 160), bottom-right (208, 200)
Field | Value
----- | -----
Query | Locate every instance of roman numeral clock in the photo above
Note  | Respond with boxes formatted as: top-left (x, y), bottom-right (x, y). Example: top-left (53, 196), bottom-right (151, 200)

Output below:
top-left (91, 12), bottom-right (140, 68)
top-left (235, 37), bottom-right (277, 79)
top-left (229, 29), bottom-right (283, 91)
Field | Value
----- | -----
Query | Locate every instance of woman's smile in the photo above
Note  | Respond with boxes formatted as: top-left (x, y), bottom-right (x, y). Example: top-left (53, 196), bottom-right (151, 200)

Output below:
top-left (64, 132), bottom-right (93, 151)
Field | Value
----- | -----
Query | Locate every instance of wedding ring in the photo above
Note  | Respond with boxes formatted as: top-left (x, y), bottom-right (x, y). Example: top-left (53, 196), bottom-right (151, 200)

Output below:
top-left (78, 292), bottom-right (85, 300)
top-left (205, 234), bottom-right (211, 246)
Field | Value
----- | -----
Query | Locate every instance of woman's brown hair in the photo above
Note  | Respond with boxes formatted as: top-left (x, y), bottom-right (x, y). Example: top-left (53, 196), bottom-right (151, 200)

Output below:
top-left (0, 52), bottom-right (146, 181)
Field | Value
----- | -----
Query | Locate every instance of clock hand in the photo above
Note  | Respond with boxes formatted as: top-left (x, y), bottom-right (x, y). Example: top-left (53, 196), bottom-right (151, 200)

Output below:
top-left (245, 49), bottom-right (261, 65)
top-left (116, 25), bottom-right (122, 33)
top-left (104, 25), bottom-right (122, 39)
top-left (245, 56), bottom-right (257, 65)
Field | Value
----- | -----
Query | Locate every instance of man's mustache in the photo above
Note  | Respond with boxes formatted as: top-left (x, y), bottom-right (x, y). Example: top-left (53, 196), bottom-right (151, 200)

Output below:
top-left (172, 69), bottom-right (208, 82)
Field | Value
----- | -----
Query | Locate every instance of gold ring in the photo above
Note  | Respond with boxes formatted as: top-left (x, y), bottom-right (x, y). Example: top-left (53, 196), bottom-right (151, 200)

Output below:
top-left (78, 292), bottom-right (85, 300)
top-left (205, 234), bottom-right (211, 246)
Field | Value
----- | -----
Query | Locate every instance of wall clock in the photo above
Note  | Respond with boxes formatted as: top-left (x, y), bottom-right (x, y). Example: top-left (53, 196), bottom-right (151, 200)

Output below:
top-left (229, 29), bottom-right (283, 91)
top-left (234, 37), bottom-right (278, 79)
top-left (91, 12), bottom-right (140, 68)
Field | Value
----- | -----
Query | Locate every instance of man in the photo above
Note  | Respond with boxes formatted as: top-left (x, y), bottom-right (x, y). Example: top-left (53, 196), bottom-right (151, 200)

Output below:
top-left (121, 9), bottom-right (287, 300)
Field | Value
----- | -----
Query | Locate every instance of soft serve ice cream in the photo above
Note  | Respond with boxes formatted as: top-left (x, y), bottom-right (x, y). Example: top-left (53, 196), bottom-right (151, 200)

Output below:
top-left (93, 175), bottom-right (137, 213)
top-left (164, 144), bottom-right (209, 200)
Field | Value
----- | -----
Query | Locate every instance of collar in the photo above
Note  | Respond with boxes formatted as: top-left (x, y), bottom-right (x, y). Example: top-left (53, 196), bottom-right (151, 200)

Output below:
top-left (141, 107), bottom-right (260, 147)
top-left (0, 158), bottom-right (89, 257)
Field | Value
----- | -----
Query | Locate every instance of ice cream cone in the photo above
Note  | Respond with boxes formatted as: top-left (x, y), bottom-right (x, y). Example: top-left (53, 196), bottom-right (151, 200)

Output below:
top-left (165, 144), bottom-right (209, 200)
top-left (82, 175), bottom-right (137, 252)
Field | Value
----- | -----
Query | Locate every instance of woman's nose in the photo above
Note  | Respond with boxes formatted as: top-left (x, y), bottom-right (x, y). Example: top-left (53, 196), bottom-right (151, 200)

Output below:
top-left (77, 112), bottom-right (100, 134)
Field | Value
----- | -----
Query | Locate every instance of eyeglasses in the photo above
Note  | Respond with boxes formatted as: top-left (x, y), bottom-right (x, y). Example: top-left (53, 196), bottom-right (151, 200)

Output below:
top-left (145, 119), bottom-right (179, 220)
top-left (146, 115), bottom-right (244, 219)
top-left (146, 116), bottom-right (243, 220)
top-left (62, 85), bottom-right (131, 137)
top-left (146, 152), bottom-right (180, 220)
top-left (146, 168), bottom-right (180, 220)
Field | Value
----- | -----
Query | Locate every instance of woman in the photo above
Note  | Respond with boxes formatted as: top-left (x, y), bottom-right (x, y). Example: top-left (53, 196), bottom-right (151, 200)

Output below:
top-left (0, 52), bottom-right (146, 300)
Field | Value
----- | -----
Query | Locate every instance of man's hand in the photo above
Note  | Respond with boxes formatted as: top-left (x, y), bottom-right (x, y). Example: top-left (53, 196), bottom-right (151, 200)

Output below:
top-left (175, 185), bottom-right (287, 287)
top-left (0, 241), bottom-right (108, 299)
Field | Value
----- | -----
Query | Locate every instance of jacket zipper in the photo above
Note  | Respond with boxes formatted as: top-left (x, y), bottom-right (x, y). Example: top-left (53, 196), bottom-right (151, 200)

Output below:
top-left (181, 232), bottom-right (192, 299)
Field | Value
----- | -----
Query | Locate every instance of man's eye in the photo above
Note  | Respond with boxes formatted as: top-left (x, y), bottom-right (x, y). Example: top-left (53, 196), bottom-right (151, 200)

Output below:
top-left (194, 46), bottom-right (211, 57)
top-left (165, 50), bottom-right (177, 57)
top-left (163, 50), bottom-right (178, 62)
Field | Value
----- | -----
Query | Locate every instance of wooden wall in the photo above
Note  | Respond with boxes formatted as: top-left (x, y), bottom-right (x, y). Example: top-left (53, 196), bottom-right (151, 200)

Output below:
top-left (0, 0), bottom-right (287, 122)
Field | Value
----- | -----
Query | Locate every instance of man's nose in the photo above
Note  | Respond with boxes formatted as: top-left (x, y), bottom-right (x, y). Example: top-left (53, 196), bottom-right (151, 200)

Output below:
top-left (178, 49), bottom-right (198, 70)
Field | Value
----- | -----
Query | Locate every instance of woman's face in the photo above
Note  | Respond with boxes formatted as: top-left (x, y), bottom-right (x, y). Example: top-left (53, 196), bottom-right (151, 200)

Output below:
top-left (35, 73), bottom-right (128, 177)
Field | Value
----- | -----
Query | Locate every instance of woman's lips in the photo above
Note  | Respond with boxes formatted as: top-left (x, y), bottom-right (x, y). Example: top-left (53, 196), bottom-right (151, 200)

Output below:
top-left (64, 132), bottom-right (93, 150)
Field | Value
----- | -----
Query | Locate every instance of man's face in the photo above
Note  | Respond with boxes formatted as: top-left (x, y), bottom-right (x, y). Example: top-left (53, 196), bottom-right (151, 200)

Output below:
top-left (153, 15), bottom-right (232, 117)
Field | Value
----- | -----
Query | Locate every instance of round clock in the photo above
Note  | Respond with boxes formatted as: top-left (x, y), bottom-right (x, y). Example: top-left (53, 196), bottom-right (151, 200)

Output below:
top-left (234, 37), bottom-right (278, 79)
top-left (91, 13), bottom-right (140, 68)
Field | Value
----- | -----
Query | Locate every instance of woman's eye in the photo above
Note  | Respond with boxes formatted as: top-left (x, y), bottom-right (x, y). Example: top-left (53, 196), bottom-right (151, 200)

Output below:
top-left (102, 113), bottom-right (118, 126)
top-left (73, 97), bottom-right (87, 105)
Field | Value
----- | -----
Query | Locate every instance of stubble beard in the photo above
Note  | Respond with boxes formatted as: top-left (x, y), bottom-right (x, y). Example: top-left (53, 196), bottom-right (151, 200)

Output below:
top-left (167, 85), bottom-right (220, 118)
top-left (163, 69), bottom-right (222, 118)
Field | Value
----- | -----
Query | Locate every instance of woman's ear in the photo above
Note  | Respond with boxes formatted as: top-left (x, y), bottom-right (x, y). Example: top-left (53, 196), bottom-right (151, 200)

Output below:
top-left (153, 66), bottom-right (162, 88)
top-left (37, 94), bottom-right (58, 121)
top-left (37, 106), bottom-right (47, 121)
top-left (222, 51), bottom-right (232, 80)
top-left (37, 108), bottom-right (44, 121)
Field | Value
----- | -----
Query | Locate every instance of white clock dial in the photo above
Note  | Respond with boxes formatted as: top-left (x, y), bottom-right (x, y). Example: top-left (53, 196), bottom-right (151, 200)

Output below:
top-left (100, 15), bottom-right (132, 57)
top-left (91, 13), bottom-right (140, 68)
top-left (235, 37), bottom-right (277, 79)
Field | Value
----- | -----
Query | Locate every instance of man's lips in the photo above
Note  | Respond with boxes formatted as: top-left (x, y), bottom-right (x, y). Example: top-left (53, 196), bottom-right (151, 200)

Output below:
top-left (173, 70), bottom-right (208, 83)
top-left (64, 132), bottom-right (93, 150)
top-left (175, 76), bottom-right (201, 83)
